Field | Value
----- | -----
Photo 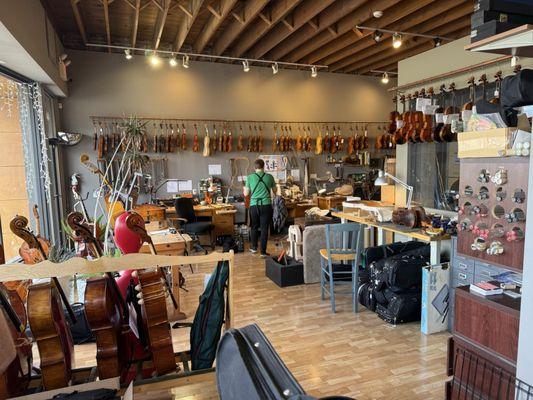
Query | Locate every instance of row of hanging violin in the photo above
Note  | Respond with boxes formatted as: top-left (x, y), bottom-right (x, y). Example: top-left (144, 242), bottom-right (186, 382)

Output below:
top-left (0, 210), bottom-right (178, 398)
top-left (382, 66), bottom-right (520, 146)
top-left (92, 119), bottom-right (388, 158)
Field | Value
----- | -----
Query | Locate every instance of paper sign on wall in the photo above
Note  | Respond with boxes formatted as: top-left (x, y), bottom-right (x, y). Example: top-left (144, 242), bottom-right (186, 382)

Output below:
top-left (166, 180), bottom-right (179, 193)
top-left (178, 180), bottom-right (193, 191)
top-left (208, 164), bottom-right (222, 175)
top-left (290, 169), bottom-right (300, 181)
top-left (259, 155), bottom-right (288, 172)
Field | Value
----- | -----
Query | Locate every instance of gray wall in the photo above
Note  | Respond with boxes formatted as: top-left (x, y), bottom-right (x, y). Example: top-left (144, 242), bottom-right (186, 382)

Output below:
top-left (60, 50), bottom-right (393, 213)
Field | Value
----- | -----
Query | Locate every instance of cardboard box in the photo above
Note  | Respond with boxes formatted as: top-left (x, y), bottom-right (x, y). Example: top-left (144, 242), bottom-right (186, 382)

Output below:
top-left (458, 128), bottom-right (515, 158)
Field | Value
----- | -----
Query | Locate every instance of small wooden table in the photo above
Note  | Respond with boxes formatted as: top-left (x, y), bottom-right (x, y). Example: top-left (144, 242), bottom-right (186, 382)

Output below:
top-left (140, 231), bottom-right (192, 320)
top-left (194, 204), bottom-right (236, 237)
top-left (332, 211), bottom-right (450, 265)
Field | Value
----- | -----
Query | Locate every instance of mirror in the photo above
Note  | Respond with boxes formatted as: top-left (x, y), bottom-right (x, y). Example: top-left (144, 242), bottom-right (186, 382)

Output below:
top-left (55, 131), bottom-right (83, 146)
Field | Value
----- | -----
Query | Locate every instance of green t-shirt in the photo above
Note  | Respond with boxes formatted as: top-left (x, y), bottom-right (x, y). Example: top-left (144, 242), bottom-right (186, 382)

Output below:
top-left (245, 171), bottom-right (275, 206)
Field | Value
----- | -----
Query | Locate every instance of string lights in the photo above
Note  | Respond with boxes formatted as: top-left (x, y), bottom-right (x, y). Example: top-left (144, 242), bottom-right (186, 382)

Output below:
top-left (88, 43), bottom-right (327, 76)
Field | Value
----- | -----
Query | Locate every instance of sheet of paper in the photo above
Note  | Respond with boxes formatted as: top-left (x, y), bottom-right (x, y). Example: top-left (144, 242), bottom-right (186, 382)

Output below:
top-left (178, 179), bottom-right (193, 191)
top-left (290, 169), bottom-right (300, 181)
top-left (208, 164), bottom-right (222, 175)
top-left (166, 180), bottom-right (179, 193)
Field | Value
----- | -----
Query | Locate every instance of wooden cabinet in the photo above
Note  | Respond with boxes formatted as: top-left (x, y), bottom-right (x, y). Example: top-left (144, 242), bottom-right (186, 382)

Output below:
top-left (317, 196), bottom-right (346, 210)
top-left (446, 286), bottom-right (520, 400)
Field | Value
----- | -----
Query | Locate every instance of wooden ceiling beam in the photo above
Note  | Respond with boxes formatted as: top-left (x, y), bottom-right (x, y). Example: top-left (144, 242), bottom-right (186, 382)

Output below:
top-left (247, 0), bottom-right (335, 59)
top-left (347, 16), bottom-right (471, 73)
top-left (173, 0), bottom-right (204, 51)
top-left (288, 0), bottom-right (405, 64)
top-left (331, 1), bottom-right (471, 71)
top-left (359, 26), bottom-right (471, 74)
top-left (323, 0), bottom-right (469, 68)
top-left (103, 0), bottom-right (111, 52)
top-left (152, 0), bottom-right (170, 49)
top-left (230, 0), bottom-right (302, 57)
top-left (130, 0), bottom-right (141, 47)
top-left (265, 0), bottom-right (366, 61)
top-left (194, 0), bottom-right (239, 53)
top-left (70, 0), bottom-right (88, 45)
top-left (212, 0), bottom-right (270, 55)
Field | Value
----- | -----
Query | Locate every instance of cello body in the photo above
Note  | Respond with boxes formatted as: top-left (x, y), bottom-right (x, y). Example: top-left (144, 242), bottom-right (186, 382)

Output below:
top-left (27, 283), bottom-right (73, 390)
top-left (84, 278), bottom-right (127, 380)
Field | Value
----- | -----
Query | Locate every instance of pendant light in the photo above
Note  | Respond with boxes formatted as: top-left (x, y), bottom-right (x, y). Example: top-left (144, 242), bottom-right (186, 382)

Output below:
top-left (311, 66), bottom-right (317, 78)
top-left (242, 59), bottom-right (250, 72)
top-left (272, 62), bottom-right (279, 75)
top-left (182, 54), bottom-right (190, 68)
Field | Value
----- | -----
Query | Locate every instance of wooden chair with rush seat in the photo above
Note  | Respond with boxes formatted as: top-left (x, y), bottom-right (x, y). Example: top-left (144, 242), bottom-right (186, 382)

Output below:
top-left (320, 223), bottom-right (364, 313)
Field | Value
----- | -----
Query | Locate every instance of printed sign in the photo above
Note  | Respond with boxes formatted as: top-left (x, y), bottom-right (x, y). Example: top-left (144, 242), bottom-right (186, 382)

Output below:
top-left (259, 155), bottom-right (289, 172)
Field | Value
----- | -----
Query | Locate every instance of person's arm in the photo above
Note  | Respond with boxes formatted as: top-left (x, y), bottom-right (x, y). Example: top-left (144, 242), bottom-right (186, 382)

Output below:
top-left (243, 176), bottom-right (250, 196)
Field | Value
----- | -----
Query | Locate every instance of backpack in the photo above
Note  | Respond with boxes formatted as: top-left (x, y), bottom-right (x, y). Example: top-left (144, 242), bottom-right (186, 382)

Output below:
top-left (190, 260), bottom-right (229, 370)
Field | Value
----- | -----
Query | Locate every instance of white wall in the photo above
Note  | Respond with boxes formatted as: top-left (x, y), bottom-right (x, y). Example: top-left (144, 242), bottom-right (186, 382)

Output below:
top-left (60, 50), bottom-right (393, 212)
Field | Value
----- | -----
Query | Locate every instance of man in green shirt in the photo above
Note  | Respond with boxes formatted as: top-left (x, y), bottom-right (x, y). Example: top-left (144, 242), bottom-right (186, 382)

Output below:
top-left (244, 159), bottom-right (276, 257)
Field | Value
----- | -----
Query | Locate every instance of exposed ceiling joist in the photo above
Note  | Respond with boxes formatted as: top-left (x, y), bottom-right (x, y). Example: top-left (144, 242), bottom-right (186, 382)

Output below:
top-left (359, 25), bottom-right (471, 74)
top-left (173, 0), bottom-right (204, 51)
top-left (194, 0), bottom-right (239, 53)
top-left (103, 0), bottom-right (111, 52)
top-left (70, 0), bottom-right (87, 45)
top-left (230, 0), bottom-right (303, 57)
top-left (130, 0), bottom-right (141, 47)
top-left (266, 0), bottom-right (366, 61)
top-left (247, 0), bottom-right (335, 59)
top-left (152, 0), bottom-right (170, 49)
top-left (349, 16), bottom-right (471, 73)
top-left (299, 0), bottom-right (425, 65)
top-left (212, 0), bottom-right (270, 56)
top-left (331, 1), bottom-right (472, 72)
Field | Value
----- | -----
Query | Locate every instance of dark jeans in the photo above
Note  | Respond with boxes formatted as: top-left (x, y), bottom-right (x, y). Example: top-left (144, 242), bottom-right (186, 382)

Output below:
top-left (249, 204), bottom-right (273, 254)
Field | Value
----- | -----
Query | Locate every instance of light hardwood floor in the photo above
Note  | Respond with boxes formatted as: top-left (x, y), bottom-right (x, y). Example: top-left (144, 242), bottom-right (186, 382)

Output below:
top-left (67, 244), bottom-right (450, 399)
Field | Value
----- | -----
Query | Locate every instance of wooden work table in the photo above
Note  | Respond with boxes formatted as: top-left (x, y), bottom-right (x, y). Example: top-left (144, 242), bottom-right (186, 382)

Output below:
top-left (166, 203), bottom-right (237, 238)
top-left (332, 211), bottom-right (451, 265)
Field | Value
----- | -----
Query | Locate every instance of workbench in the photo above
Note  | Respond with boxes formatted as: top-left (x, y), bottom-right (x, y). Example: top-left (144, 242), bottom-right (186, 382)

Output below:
top-left (166, 204), bottom-right (237, 238)
top-left (332, 211), bottom-right (451, 265)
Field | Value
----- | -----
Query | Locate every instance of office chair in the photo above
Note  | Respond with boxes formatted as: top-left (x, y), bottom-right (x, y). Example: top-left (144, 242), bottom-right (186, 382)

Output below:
top-left (174, 197), bottom-right (215, 254)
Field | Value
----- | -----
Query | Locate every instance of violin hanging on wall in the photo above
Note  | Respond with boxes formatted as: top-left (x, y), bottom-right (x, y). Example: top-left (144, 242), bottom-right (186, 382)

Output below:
top-left (420, 87), bottom-right (434, 143)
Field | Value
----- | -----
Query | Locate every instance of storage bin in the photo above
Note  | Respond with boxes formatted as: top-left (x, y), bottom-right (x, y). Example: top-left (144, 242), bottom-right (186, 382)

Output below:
top-left (265, 255), bottom-right (304, 287)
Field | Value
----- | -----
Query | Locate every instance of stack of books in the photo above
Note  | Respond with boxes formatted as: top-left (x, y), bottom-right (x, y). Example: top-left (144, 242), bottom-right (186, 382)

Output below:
top-left (470, 281), bottom-right (504, 296)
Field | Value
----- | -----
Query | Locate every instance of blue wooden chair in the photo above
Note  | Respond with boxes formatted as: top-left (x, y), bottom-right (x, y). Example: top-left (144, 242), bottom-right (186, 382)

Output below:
top-left (320, 222), bottom-right (363, 313)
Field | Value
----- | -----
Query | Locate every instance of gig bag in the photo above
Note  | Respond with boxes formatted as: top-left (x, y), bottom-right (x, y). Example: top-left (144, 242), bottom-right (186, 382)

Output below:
top-left (501, 69), bottom-right (533, 108)
top-left (376, 292), bottom-right (422, 325)
top-left (362, 241), bottom-right (426, 268)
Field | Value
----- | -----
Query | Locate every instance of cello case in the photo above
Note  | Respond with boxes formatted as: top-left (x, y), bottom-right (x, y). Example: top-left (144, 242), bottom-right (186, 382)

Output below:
top-left (216, 324), bottom-right (353, 400)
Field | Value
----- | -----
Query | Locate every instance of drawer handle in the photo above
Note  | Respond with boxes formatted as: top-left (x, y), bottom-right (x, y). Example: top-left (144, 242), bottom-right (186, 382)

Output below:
top-left (458, 263), bottom-right (467, 270)
top-left (458, 273), bottom-right (467, 280)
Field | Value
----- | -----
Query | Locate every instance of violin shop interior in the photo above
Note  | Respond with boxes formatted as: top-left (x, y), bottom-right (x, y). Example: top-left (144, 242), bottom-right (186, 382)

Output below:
top-left (1, 0), bottom-right (533, 399)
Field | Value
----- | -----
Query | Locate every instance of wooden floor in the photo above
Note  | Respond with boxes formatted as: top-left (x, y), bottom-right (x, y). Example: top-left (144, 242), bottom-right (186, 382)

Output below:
top-left (66, 242), bottom-right (450, 400)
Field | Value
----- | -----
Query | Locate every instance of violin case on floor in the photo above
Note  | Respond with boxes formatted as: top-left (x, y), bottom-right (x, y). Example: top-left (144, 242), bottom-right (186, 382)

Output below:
top-left (216, 324), bottom-right (354, 400)
top-left (376, 291), bottom-right (422, 325)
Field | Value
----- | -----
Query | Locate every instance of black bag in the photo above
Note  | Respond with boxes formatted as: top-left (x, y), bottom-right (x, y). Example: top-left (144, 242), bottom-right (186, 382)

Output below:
top-left (501, 69), bottom-right (533, 108)
top-left (362, 241), bottom-right (426, 268)
top-left (376, 292), bottom-right (421, 325)
top-left (370, 244), bottom-right (430, 282)
top-left (373, 287), bottom-right (395, 307)
top-left (358, 282), bottom-right (376, 311)
top-left (51, 388), bottom-right (119, 399)
top-left (190, 260), bottom-right (229, 370)
top-left (378, 251), bottom-right (430, 293)
top-left (67, 303), bottom-right (94, 345)
top-left (216, 323), bottom-right (306, 400)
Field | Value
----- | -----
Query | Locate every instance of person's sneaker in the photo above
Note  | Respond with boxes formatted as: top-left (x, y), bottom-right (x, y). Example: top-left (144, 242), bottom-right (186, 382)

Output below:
top-left (249, 248), bottom-right (258, 254)
top-left (260, 253), bottom-right (270, 259)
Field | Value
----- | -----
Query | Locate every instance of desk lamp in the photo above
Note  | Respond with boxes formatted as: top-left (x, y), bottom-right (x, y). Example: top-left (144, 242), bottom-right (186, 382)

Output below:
top-left (374, 170), bottom-right (414, 209)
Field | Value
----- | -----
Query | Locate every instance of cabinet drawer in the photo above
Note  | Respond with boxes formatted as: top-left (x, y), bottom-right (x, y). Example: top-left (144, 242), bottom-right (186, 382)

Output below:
top-left (452, 256), bottom-right (475, 275)
top-left (453, 272), bottom-right (474, 287)
top-left (474, 261), bottom-right (507, 280)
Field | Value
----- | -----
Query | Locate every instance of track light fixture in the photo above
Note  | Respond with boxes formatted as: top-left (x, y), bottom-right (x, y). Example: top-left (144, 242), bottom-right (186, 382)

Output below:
top-left (169, 53), bottom-right (178, 67)
top-left (381, 72), bottom-right (389, 84)
top-left (124, 49), bottom-right (132, 60)
top-left (373, 30), bottom-right (383, 43)
top-left (242, 59), bottom-right (250, 72)
top-left (311, 66), bottom-right (318, 78)
top-left (148, 51), bottom-right (160, 66)
top-left (182, 54), bottom-right (190, 68)
top-left (272, 62), bottom-right (279, 75)
top-left (433, 37), bottom-right (442, 47)
top-left (392, 33), bottom-right (402, 49)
